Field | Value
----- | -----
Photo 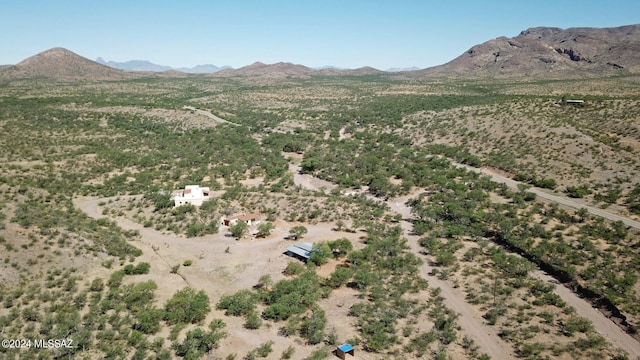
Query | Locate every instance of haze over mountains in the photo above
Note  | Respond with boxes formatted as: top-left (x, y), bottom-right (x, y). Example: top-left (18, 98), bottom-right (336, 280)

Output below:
top-left (95, 57), bottom-right (230, 74)
top-left (1, 24), bottom-right (639, 80)
top-left (95, 57), bottom-right (421, 74)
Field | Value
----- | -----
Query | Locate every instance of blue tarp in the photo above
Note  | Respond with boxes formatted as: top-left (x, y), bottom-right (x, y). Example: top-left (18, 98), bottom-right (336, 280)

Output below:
top-left (338, 343), bottom-right (354, 352)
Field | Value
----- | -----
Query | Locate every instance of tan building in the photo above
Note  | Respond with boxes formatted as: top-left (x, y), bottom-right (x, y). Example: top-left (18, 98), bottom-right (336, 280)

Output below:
top-left (222, 212), bottom-right (260, 226)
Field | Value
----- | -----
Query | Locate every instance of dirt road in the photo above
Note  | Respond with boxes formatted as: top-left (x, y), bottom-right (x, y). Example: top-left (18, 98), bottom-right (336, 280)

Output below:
top-left (182, 106), bottom-right (240, 126)
top-left (455, 163), bottom-right (640, 231)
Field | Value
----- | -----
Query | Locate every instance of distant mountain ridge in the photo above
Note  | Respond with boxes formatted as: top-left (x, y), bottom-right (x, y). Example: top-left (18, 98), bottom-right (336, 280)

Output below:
top-left (212, 61), bottom-right (384, 78)
top-left (97, 58), bottom-right (385, 76)
top-left (2, 24), bottom-right (639, 81)
top-left (96, 57), bottom-right (230, 74)
top-left (420, 24), bottom-right (640, 77)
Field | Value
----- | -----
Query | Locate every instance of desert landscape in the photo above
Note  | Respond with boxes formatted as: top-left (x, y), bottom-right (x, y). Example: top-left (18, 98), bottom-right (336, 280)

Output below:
top-left (0, 24), bottom-right (640, 360)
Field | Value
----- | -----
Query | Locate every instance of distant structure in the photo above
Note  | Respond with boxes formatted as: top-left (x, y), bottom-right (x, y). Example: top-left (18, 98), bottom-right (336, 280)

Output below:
top-left (559, 96), bottom-right (585, 105)
top-left (336, 344), bottom-right (355, 359)
top-left (222, 212), bottom-right (260, 227)
top-left (173, 185), bottom-right (211, 207)
top-left (286, 242), bottom-right (313, 262)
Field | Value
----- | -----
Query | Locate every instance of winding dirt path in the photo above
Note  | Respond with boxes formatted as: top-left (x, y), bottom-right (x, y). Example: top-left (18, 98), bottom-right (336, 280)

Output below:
top-left (182, 106), bottom-right (240, 126)
top-left (455, 163), bottom-right (640, 231)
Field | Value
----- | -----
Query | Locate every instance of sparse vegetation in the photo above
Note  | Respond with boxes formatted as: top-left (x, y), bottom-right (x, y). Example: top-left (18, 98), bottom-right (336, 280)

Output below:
top-left (0, 68), bottom-right (638, 359)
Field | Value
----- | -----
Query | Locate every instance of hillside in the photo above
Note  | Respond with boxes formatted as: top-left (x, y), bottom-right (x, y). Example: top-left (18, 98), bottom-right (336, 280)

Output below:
top-left (419, 24), bottom-right (640, 77)
top-left (0, 47), bottom-right (139, 81)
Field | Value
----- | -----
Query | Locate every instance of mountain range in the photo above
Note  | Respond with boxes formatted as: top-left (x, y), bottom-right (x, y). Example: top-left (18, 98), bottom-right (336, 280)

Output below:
top-left (1, 24), bottom-right (638, 81)
top-left (95, 58), bottom-right (419, 74)
top-left (95, 57), bottom-right (230, 74)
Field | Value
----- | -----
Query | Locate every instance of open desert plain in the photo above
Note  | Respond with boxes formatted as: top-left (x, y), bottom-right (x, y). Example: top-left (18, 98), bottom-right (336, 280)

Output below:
top-left (1, 25), bottom-right (640, 360)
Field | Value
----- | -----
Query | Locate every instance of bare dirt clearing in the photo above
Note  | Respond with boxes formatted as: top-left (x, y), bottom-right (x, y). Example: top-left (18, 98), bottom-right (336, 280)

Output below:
top-left (73, 195), bottom-right (367, 359)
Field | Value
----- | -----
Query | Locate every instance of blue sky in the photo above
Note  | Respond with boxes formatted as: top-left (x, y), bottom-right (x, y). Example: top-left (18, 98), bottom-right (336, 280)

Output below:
top-left (1, 0), bottom-right (638, 70)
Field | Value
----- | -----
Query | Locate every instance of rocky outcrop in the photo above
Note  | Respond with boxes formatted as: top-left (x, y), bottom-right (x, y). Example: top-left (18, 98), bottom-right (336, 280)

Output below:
top-left (418, 24), bottom-right (640, 78)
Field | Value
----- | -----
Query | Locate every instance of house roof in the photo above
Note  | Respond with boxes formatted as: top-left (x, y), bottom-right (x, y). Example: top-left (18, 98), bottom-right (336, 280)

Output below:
top-left (295, 242), bottom-right (313, 252)
top-left (174, 185), bottom-right (211, 200)
top-left (227, 212), bottom-right (259, 221)
top-left (286, 242), bottom-right (313, 259)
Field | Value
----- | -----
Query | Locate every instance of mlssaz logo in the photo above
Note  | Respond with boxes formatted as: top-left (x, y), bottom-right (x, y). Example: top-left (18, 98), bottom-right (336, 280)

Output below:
top-left (34, 339), bottom-right (74, 349)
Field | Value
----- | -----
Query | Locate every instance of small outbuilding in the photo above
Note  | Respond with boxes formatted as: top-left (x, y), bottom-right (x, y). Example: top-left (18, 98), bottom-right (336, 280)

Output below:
top-left (286, 242), bottom-right (313, 262)
top-left (336, 343), bottom-right (355, 359)
top-left (222, 212), bottom-right (260, 226)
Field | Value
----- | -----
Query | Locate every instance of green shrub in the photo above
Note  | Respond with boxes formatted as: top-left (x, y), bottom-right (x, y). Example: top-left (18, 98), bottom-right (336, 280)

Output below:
top-left (89, 278), bottom-right (104, 292)
top-left (123, 262), bottom-right (150, 275)
top-left (328, 238), bottom-right (352, 258)
top-left (217, 289), bottom-right (258, 316)
top-left (280, 345), bottom-right (295, 359)
top-left (164, 287), bottom-right (211, 325)
top-left (123, 281), bottom-right (158, 312)
top-left (229, 221), bottom-right (248, 238)
top-left (300, 307), bottom-right (326, 344)
top-left (288, 226), bottom-right (308, 240)
top-left (327, 266), bottom-right (353, 288)
top-left (283, 261), bottom-right (305, 276)
top-left (560, 316), bottom-right (593, 336)
top-left (244, 311), bottom-right (262, 330)
top-left (309, 243), bottom-right (332, 266)
top-left (134, 308), bottom-right (164, 334)
top-left (256, 222), bottom-right (274, 238)
top-left (302, 348), bottom-right (330, 360)
top-left (107, 270), bottom-right (126, 288)
top-left (254, 341), bottom-right (273, 357)
top-left (186, 222), bottom-right (206, 237)
top-left (565, 185), bottom-right (592, 198)
top-left (172, 319), bottom-right (227, 359)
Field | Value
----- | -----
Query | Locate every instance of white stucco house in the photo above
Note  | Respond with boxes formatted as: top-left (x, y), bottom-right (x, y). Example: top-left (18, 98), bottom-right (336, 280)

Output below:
top-left (173, 185), bottom-right (211, 207)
